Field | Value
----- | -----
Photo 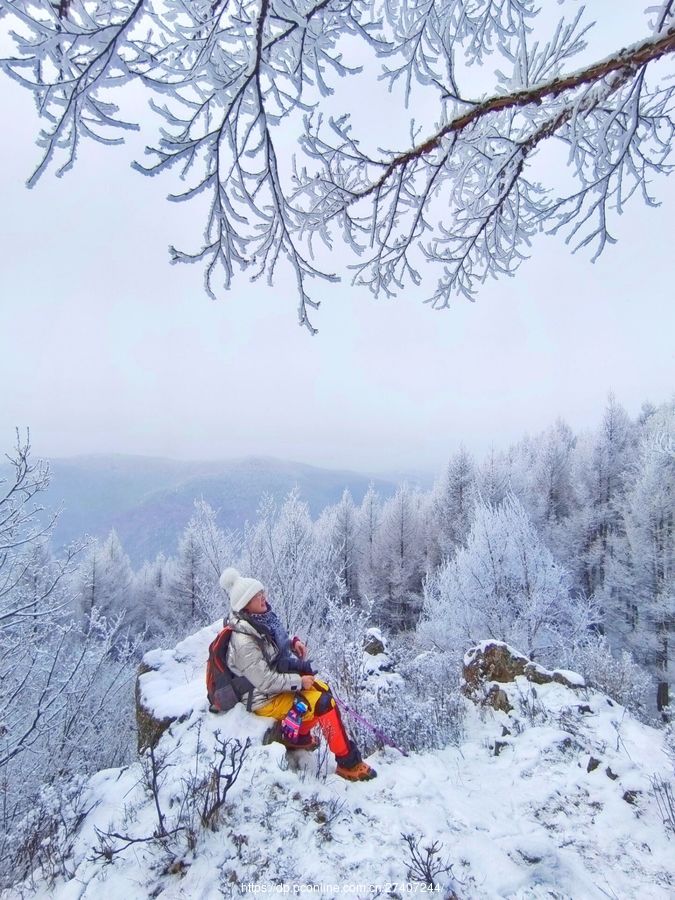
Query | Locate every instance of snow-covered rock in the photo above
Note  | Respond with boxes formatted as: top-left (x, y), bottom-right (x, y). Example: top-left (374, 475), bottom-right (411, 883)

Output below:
top-left (462, 641), bottom-right (586, 714)
top-left (135, 622), bottom-right (222, 750)
top-left (363, 627), bottom-right (386, 656)
top-left (22, 628), bottom-right (675, 899)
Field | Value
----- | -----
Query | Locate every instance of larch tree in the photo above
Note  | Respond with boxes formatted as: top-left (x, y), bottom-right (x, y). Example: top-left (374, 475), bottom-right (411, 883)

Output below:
top-left (580, 395), bottom-right (638, 628)
top-left (188, 498), bottom-right (239, 584)
top-left (316, 488), bottom-right (360, 603)
top-left (168, 520), bottom-right (209, 627)
top-left (241, 489), bottom-right (340, 641)
top-left (476, 447), bottom-right (510, 509)
top-left (419, 493), bottom-right (596, 662)
top-left (177, 499), bottom-right (241, 624)
top-left (355, 483), bottom-right (382, 599)
top-left (373, 484), bottom-right (425, 630)
top-left (2, 1), bottom-right (675, 331)
top-left (622, 403), bottom-right (674, 710)
top-left (133, 551), bottom-right (171, 637)
top-left (527, 419), bottom-right (580, 569)
top-left (75, 528), bottom-right (134, 628)
top-left (429, 447), bottom-right (476, 568)
top-left (533, 419), bottom-right (577, 528)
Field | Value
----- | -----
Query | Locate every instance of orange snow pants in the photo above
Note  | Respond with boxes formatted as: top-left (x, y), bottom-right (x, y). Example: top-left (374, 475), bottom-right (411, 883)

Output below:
top-left (255, 679), bottom-right (350, 757)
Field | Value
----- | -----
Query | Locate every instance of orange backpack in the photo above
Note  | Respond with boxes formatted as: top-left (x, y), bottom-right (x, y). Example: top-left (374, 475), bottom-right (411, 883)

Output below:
top-left (206, 626), bottom-right (255, 712)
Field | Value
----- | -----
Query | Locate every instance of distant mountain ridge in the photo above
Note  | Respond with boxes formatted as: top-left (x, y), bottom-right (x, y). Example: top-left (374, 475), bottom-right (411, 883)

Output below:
top-left (30, 454), bottom-right (400, 565)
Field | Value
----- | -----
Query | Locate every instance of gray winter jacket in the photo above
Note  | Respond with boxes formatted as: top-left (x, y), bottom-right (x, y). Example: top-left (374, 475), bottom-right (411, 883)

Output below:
top-left (225, 613), bottom-right (303, 711)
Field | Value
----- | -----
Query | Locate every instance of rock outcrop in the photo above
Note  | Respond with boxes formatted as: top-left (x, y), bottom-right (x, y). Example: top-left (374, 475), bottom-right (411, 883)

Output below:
top-left (135, 662), bottom-right (180, 752)
top-left (462, 641), bottom-right (585, 712)
top-left (135, 623), bottom-right (221, 752)
top-left (363, 628), bottom-right (386, 656)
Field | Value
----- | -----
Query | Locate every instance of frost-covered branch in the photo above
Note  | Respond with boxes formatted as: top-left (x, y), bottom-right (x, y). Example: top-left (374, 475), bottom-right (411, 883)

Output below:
top-left (342, 27), bottom-right (675, 205)
top-left (3, 1), bottom-right (675, 327)
top-left (301, 23), bottom-right (675, 303)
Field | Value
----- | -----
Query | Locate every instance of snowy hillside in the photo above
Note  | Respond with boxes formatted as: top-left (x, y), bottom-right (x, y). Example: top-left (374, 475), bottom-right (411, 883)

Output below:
top-left (21, 629), bottom-right (675, 899)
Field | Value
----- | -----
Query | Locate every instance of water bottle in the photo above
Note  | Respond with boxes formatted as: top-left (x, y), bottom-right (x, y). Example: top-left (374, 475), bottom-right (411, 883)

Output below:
top-left (280, 696), bottom-right (310, 744)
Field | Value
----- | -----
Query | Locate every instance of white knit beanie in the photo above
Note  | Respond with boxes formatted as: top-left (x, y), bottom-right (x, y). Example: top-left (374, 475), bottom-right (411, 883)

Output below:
top-left (219, 567), bottom-right (265, 613)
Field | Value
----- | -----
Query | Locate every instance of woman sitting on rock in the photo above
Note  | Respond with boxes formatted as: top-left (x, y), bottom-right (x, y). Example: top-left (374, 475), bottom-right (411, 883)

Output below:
top-left (219, 567), bottom-right (376, 782)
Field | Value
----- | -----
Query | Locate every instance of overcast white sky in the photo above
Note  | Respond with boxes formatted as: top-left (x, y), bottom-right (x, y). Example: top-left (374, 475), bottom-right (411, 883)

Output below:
top-left (1, 2), bottom-right (673, 477)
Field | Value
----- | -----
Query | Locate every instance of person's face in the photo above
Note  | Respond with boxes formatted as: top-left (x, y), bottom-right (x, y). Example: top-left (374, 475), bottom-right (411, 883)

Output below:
top-left (245, 590), bottom-right (268, 614)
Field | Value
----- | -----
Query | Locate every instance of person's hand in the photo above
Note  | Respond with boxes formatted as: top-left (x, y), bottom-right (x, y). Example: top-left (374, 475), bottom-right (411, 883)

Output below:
top-left (300, 675), bottom-right (315, 690)
top-left (293, 638), bottom-right (308, 659)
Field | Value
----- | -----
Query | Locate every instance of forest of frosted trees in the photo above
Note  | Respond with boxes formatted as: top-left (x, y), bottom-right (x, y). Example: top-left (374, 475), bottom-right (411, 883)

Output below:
top-left (1, 395), bottom-right (673, 886)
top-left (96, 393), bottom-right (672, 704)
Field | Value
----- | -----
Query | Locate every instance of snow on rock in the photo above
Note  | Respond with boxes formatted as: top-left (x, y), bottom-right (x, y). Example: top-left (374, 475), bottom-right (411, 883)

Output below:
top-left (462, 641), bottom-right (586, 713)
top-left (363, 627), bottom-right (386, 656)
top-left (23, 632), bottom-right (675, 899)
top-left (135, 621), bottom-right (223, 751)
top-left (361, 627), bottom-right (399, 681)
top-left (140, 622), bottom-right (223, 720)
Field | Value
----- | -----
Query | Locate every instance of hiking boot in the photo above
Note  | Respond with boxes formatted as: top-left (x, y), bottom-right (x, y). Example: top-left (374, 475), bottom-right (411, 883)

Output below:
top-left (335, 760), bottom-right (377, 781)
top-left (287, 732), bottom-right (320, 752)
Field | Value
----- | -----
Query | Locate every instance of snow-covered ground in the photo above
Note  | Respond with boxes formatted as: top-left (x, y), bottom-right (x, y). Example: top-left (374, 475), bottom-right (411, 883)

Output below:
top-left (22, 624), bottom-right (675, 900)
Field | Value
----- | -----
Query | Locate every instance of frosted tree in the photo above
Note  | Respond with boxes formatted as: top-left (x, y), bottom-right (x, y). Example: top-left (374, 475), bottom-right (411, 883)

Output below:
top-left (241, 489), bottom-right (340, 641)
top-left (488, 436), bottom-right (535, 512)
top-left (622, 403), bottom-right (674, 710)
top-left (474, 408), bottom-right (635, 602)
top-left (355, 483), bottom-right (382, 600)
top-left (133, 552), bottom-right (172, 637)
top-left (189, 499), bottom-right (239, 581)
top-left (0, 435), bottom-right (136, 887)
top-left (415, 488), bottom-right (436, 580)
top-left (532, 420), bottom-right (577, 526)
top-left (74, 528), bottom-right (135, 629)
top-left (419, 494), bottom-right (596, 661)
top-left (147, 499), bottom-right (243, 632)
top-left (0, 434), bottom-right (75, 692)
top-left (168, 521), bottom-right (209, 627)
top-left (316, 489), bottom-right (360, 602)
top-left (373, 484), bottom-right (425, 631)
top-left (476, 447), bottom-right (510, 508)
top-left (3, 2), bottom-right (675, 330)
top-left (578, 396), bottom-right (638, 624)
top-left (185, 499), bottom-right (242, 622)
top-left (429, 447), bottom-right (476, 569)
top-left (525, 418), bottom-right (581, 571)
top-left (13, 536), bottom-right (63, 619)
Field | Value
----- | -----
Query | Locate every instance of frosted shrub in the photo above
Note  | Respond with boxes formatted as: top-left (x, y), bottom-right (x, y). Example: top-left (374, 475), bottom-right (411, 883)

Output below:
top-left (0, 776), bottom-right (92, 891)
top-left (573, 634), bottom-right (653, 719)
top-left (313, 600), bottom-right (465, 755)
top-left (650, 775), bottom-right (675, 839)
top-left (356, 650), bottom-right (466, 756)
top-left (313, 594), bottom-right (372, 700)
top-left (402, 832), bottom-right (455, 891)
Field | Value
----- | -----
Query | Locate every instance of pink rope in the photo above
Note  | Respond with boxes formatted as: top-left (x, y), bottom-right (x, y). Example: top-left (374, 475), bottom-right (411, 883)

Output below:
top-left (332, 691), bottom-right (409, 757)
